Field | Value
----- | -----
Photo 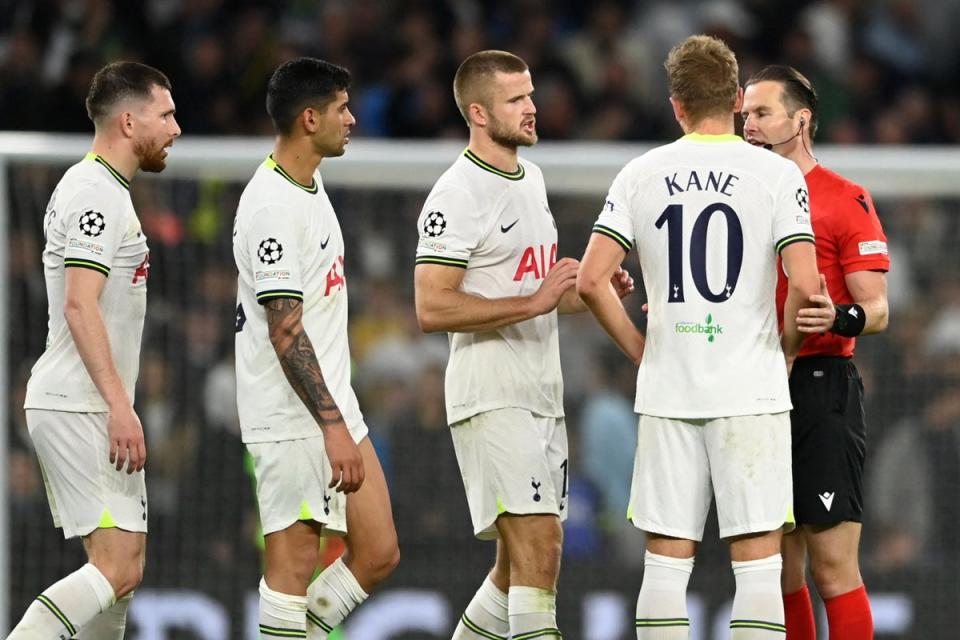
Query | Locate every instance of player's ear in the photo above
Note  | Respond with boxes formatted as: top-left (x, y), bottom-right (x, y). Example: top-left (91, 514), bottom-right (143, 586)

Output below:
top-left (118, 109), bottom-right (136, 139)
top-left (733, 86), bottom-right (744, 114)
top-left (468, 102), bottom-right (487, 128)
top-left (300, 107), bottom-right (320, 134)
top-left (668, 96), bottom-right (685, 127)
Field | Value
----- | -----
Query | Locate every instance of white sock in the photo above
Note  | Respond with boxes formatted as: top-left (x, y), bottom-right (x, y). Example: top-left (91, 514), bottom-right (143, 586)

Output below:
top-left (75, 592), bottom-right (133, 639)
top-left (305, 558), bottom-right (367, 639)
top-left (8, 563), bottom-right (116, 639)
top-left (635, 551), bottom-right (694, 639)
top-left (508, 586), bottom-right (561, 639)
top-left (260, 577), bottom-right (307, 639)
top-left (453, 576), bottom-right (510, 639)
top-left (730, 554), bottom-right (785, 639)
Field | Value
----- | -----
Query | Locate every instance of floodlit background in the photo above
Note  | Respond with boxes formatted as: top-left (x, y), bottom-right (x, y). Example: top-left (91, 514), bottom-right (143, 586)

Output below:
top-left (2, 1), bottom-right (960, 638)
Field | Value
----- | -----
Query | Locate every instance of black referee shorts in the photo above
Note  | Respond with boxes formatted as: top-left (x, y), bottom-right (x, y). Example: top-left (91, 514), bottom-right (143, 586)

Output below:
top-left (789, 356), bottom-right (866, 526)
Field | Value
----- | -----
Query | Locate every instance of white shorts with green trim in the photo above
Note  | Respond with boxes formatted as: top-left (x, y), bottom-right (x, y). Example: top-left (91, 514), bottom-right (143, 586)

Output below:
top-left (451, 408), bottom-right (569, 540)
top-left (27, 409), bottom-right (148, 539)
top-left (628, 412), bottom-right (793, 541)
top-left (248, 434), bottom-right (349, 536)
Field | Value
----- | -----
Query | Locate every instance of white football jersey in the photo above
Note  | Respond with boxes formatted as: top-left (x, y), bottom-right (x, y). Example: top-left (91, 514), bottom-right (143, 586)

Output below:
top-left (25, 153), bottom-right (150, 412)
top-left (233, 157), bottom-right (362, 444)
top-left (416, 150), bottom-right (563, 424)
top-left (593, 134), bottom-right (814, 418)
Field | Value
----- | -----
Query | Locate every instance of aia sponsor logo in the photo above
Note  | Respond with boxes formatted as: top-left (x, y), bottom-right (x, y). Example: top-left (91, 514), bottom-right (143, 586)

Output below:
top-left (513, 243), bottom-right (557, 281)
top-left (325, 256), bottom-right (346, 296)
top-left (132, 253), bottom-right (150, 286)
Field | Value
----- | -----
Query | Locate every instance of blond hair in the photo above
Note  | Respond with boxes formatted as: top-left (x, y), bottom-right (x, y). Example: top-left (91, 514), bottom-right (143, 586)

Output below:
top-left (453, 50), bottom-right (528, 124)
top-left (664, 35), bottom-right (739, 125)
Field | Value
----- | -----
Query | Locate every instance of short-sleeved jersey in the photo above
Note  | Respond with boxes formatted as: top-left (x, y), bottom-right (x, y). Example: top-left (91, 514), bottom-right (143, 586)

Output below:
top-left (233, 156), bottom-right (362, 444)
top-left (25, 153), bottom-right (150, 412)
top-left (776, 165), bottom-right (890, 358)
top-left (592, 134), bottom-right (814, 419)
top-left (416, 150), bottom-right (563, 424)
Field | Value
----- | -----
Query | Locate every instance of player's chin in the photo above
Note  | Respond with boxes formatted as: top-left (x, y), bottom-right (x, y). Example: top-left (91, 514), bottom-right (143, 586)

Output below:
top-left (140, 155), bottom-right (167, 173)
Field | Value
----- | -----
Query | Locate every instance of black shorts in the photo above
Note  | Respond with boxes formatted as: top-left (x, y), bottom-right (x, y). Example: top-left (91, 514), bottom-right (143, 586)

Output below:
top-left (789, 356), bottom-right (866, 525)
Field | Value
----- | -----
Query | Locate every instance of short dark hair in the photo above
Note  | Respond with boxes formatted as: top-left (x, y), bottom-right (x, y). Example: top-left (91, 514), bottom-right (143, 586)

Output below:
top-left (86, 61), bottom-right (172, 123)
top-left (453, 50), bottom-right (529, 124)
top-left (266, 57), bottom-right (351, 134)
top-left (664, 35), bottom-right (740, 126)
top-left (745, 65), bottom-right (819, 138)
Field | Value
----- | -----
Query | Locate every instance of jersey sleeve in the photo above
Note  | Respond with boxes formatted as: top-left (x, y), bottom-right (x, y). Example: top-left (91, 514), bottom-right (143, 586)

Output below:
top-left (415, 184), bottom-right (481, 269)
top-left (244, 204), bottom-right (306, 304)
top-left (62, 187), bottom-right (125, 276)
top-left (772, 164), bottom-right (816, 254)
top-left (833, 186), bottom-right (890, 273)
top-left (592, 165), bottom-right (636, 253)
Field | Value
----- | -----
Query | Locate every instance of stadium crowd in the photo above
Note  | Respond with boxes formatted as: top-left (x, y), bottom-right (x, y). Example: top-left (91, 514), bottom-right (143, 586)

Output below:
top-left (1, 0), bottom-right (959, 143)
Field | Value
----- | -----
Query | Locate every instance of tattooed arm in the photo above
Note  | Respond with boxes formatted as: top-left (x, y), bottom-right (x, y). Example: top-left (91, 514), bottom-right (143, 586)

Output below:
top-left (265, 298), bottom-right (364, 493)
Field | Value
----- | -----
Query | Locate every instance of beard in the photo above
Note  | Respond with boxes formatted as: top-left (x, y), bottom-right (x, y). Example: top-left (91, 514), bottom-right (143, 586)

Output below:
top-left (135, 138), bottom-right (168, 173)
top-left (488, 116), bottom-right (537, 148)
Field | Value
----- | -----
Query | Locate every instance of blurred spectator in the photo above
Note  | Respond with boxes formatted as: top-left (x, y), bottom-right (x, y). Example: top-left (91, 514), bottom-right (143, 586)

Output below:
top-left (1, 0), bottom-right (957, 143)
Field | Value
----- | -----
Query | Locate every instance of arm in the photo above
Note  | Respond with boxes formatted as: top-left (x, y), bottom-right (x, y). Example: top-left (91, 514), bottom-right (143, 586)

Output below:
top-left (265, 298), bottom-right (363, 493)
top-left (845, 270), bottom-right (888, 334)
top-left (780, 241), bottom-right (821, 367)
top-left (558, 266), bottom-right (635, 314)
top-left (64, 268), bottom-right (145, 473)
top-left (414, 258), bottom-right (578, 333)
top-left (576, 234), bottom-right (645, 364)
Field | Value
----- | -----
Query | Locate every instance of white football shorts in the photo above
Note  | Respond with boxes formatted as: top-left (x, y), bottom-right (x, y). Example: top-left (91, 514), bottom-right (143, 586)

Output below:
top-left (247, 432), bottom-right (354, 536)
top-left (451, 408), bottom-right (568, 540)
top-left (27, 409), bottom-right (148, 539)
top-left (628, 412), bottom-right (793, 540)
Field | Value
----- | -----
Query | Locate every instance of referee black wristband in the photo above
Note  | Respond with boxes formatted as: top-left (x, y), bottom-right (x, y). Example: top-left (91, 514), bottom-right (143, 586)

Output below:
top-left (831, 303), bottom-right (866, 337)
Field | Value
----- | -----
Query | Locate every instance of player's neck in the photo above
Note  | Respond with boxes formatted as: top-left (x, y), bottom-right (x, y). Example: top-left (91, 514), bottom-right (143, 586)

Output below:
top-left (468, 135), bottom-right (519, 174)
top-left (272, 140), bottom-right (321, 185)
top-left (89, 137), bottom-right (137, 182)
top-left (684, 116), bottom-right (734, 137)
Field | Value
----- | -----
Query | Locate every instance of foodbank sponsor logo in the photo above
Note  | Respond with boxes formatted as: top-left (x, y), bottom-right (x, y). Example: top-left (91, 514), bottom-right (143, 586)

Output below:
top-left (675, 314), bottom-right (723, 343)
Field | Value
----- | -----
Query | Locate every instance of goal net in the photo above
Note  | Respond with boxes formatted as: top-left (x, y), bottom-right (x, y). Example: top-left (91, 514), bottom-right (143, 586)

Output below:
top-left (2, 132), bottom-right (959, 639)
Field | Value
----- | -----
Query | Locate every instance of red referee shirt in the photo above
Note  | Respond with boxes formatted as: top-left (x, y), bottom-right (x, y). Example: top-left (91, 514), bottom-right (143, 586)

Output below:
top-left (776, 164), bottom-right (890, 358)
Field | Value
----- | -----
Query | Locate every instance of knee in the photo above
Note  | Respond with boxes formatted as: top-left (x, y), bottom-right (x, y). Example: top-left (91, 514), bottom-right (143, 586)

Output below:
top-left (348, 535), bottom-right (400, 588)
top-left (98, 560), bottom-right (143, 599)
top-left (809, 555), bottom-right (858, 597)
top-left (369, 536), bottom-right (400, 583)
top-left (518, 534), bottom-right (563, 575)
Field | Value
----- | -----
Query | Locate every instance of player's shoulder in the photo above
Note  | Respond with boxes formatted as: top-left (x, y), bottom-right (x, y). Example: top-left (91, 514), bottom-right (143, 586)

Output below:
top-left (426, 157), bottom-right (482, 208)
top-left (57, 159), bottom-right (127, 208)
top-left (236, 164), bottom-right (302, 225)
top-left (808, 164), bottom-right (869, 198)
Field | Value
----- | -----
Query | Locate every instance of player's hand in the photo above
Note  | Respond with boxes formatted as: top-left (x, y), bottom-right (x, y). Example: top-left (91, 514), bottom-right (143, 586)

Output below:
top-left (797, 273), bottom-right (835, 334)
top-left (530, 257), bottom-right (579, 315)
top-left (107, 403), bottom-right (146, 474)
top-left (611, 266), bottom-right (635, 299)
top-left (324, 423), bottom-right (365, 494)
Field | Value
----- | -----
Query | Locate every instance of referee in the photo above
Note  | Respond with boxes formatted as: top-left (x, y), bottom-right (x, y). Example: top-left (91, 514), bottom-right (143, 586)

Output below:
top-left (742, 65), bottom-right (890, 640)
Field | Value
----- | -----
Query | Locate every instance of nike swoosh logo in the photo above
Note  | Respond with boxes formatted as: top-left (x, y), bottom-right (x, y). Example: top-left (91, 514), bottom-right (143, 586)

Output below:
top-left (320, 234), bottom-right (331, 249)
top-left (501, 219), bottom-right (519, 233)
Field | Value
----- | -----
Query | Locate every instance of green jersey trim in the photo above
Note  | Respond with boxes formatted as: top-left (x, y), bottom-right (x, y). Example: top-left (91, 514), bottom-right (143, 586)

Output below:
top-left (776, 233), bottom-right (815, 254)
top-left (64, 258), bottom-right (110, 276)
top-left (592, 224), bottom-right (632, 252)
top-left (416, 255), bottom-right (468, 268)
top-left (264, 155), bottom-right (318, 194)
top-left (681, 133), bottom-right (742, 144)
top-left (464, 149), bottom-right (525, 181)
top-left (85, 152), bottom-right (130, 190)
